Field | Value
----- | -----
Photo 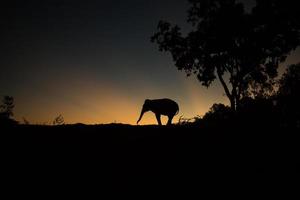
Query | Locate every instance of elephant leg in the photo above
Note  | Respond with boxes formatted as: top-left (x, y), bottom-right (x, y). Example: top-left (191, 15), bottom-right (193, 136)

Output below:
top-left (155, 113), bottom-right (162, 126)
top-left (167, 115), bottom-right (174, 126)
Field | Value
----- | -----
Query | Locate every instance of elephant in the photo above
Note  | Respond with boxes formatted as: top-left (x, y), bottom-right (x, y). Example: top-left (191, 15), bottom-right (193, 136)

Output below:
top-left (137, 98), bottom-right (179, 125)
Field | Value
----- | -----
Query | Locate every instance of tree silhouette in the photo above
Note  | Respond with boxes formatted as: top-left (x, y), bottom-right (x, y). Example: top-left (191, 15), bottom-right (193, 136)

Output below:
top-left (202, 103), bottom-right (232, 124)
top-left (0, 96), bottom-right (15, 119)
top-left (151, 0), bottom-right (300, 111)
top-left (277, 63), bottom-right (300, 127)
top-left (0, 96), bottom-right (18, 126)
top-left (278, 63), bottom-right (300, 98)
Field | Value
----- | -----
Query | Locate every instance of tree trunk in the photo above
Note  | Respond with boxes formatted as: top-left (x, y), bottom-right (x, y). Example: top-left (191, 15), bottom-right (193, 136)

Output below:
top-left (217, 67), bottom-right (236, 111)
top-left (230, 97), bottom-right (236, 111)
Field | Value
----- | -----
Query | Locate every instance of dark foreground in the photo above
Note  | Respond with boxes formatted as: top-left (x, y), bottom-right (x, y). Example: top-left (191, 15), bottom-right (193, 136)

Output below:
top-left (2, 124), bottom-right (299, 192)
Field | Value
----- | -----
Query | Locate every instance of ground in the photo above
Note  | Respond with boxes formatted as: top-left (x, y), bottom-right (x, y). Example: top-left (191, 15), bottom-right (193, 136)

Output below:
top-left (2, 124), bottom-right (299, 192)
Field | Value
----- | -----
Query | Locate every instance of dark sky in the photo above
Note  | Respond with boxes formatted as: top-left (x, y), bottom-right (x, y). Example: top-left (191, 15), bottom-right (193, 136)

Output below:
top-left (1, 0), bottom-right (299, 124)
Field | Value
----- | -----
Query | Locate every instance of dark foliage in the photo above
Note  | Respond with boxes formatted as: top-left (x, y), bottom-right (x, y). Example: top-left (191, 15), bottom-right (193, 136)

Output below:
top-left (151, 0), bottom-right (300, 110)
top-left (198, 62), bottom-right (300, 128)
top-left (202, 103), bottom-right (233, 126)
top-left (0, 96), bottom-right (18, 126)
top-left (276, 63), bottom-right (300, 127)
top-left (0, 113), bottom-right (18, 126)
top-left (237, 97), bottom-right (278, 127)
top-left (0, 96), bottom-right (14, 118)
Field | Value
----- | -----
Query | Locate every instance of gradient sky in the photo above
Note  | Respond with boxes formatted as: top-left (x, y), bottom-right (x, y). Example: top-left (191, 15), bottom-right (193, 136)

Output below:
top-left (1, 0), bottom-right (299, 125)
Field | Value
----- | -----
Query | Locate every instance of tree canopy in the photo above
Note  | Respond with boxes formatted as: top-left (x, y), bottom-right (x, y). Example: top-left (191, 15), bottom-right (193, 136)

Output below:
top-left (151, 0), bottom-right (300, 110)
top-left (0, 96), bottom-right (14, 119)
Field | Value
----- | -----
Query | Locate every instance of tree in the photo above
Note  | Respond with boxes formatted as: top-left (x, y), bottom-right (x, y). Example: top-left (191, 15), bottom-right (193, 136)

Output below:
top-left (278, 63), bottom-right (300, 99)
top-left (277, 63), bottom-right (300, 126)
top-left (0, 96), bottom-right (15, 119)
top-left (151, 0), bottom-right (300, 110)
top-left (202, 103), bottom-right (232, 123)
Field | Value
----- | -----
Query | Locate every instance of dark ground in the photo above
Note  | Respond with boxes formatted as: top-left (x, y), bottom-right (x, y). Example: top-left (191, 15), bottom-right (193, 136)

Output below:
top-left (2, 124), bottom-right (299, 193)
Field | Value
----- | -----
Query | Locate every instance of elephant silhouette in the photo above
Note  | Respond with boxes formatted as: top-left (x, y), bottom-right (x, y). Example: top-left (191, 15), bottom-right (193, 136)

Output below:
top-left (137, 98), bottom-right (179, 125)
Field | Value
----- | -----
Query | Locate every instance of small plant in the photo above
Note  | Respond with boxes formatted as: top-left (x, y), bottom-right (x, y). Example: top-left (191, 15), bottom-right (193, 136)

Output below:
top-left (177, 115), bottom-right (202, 125)
top-left (22, 117), bottom-right (30, 125)
top-left (53, 114), bottom-right (65, 125)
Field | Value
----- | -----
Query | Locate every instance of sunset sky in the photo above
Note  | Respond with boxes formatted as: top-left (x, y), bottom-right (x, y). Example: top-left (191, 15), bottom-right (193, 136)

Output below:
top-left (1, 0), bottom-right (299, 125)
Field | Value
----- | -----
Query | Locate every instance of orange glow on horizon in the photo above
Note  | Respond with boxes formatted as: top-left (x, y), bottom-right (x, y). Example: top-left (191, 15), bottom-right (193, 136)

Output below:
top-left (13, 69), bottom-right (229, 125)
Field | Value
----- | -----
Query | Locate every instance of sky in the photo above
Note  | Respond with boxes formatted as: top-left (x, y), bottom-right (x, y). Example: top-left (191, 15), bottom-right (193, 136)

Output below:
top-left (1, 0), bottom-right (299, 125)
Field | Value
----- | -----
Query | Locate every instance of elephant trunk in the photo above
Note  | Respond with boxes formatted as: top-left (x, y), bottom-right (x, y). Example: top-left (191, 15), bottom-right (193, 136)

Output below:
top-left (137, 108), bottom-right (146, 124)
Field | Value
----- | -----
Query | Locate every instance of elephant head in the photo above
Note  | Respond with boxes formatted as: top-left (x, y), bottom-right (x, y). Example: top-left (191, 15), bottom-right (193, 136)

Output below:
top-left (137, 99), bottom-right (151, 124)
top-left (137, 98), bottom-right (179, 125)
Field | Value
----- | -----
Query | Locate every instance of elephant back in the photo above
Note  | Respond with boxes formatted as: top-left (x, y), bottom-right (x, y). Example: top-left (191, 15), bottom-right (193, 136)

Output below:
top-left (151, 98), bottom-right (179, 115)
